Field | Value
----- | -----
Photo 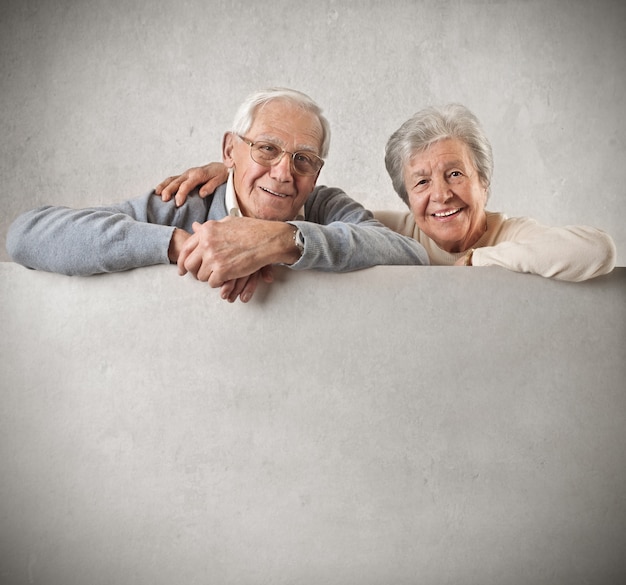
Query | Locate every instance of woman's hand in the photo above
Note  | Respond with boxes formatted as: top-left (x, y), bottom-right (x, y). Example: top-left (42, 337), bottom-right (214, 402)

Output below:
top-left (155, 162), bottom-right (229, 207)
top-left (454, 249), bottom-right (475, 266)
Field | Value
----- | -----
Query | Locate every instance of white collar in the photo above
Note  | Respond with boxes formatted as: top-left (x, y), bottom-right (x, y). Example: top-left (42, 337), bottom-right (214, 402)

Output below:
top-left (225, 169), bottom-right (305, 220)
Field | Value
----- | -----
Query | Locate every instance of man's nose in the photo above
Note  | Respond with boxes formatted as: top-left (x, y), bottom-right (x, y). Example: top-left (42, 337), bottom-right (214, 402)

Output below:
top-left (269, 152), bottom-right (294, 181)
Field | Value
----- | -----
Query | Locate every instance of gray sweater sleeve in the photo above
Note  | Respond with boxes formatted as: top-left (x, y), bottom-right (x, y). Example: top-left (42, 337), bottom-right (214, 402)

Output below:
top-left (288, 185), bottom-right (429, 271)
top-left (6, 190), bottom-right (210, 275)
top-left (7, 184), bottom-right (428, 276)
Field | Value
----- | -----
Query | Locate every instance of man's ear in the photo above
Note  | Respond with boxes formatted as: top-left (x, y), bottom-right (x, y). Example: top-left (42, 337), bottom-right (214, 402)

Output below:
top-left (222, 132), bottom-right (235, 168)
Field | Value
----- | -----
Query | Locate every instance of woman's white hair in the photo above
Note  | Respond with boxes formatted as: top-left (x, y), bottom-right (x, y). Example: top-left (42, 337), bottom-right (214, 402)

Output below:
top-left (231, 87), bottom-right (331, 159)
top-left (384, 104), bottom-right (493, 205)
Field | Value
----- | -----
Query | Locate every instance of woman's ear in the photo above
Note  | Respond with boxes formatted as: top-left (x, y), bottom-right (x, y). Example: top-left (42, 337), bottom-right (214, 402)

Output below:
top-left (222, 132), bottom-right (235, 168)
top-left (481, 178), bottom-right (490, 204)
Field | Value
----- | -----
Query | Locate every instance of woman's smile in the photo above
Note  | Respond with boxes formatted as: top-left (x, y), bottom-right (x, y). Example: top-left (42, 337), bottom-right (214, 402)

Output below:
top-left (405, 138), bottom-right (488, 253)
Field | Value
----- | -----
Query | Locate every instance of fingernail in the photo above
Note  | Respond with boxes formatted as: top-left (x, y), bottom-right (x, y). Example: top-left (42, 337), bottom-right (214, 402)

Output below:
top-left (241, 293), bottom-right (251, 303)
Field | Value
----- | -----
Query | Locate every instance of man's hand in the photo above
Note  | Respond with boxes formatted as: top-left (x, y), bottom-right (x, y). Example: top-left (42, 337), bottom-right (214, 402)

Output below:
top-left (177, 217), bottom-right (301, 301)
top-left (156, 162), bottom-right (229, 207)
top-left (168, 227), bottom-right (273, 303)
top-left (219, 266), bottom-right (275, 303)
top-left (168, 228), bottom-right (191, 263)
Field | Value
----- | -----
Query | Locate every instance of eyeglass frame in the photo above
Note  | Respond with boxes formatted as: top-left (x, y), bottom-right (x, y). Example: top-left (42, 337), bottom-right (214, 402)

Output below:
top-left (236, 134), bottom-right (324, 176)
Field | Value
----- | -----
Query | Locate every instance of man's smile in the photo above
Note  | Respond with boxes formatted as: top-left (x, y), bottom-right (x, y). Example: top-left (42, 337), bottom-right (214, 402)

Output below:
top-left (260, 186), bottom-right (291, 199)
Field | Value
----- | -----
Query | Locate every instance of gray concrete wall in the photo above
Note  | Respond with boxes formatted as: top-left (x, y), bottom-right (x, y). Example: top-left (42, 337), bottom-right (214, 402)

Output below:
top-left (1, 0), bottom-right (625, 264)
top-left (1, 263), bottom-right (625, 584)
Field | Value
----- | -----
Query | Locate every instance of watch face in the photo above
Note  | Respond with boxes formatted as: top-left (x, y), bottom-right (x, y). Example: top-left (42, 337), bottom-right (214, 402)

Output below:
top-left (294, 228), bottom-right (304, 250)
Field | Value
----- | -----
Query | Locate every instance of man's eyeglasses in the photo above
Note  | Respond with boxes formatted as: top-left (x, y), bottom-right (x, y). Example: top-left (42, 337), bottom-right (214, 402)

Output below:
top-left (237, 135), bottom-right (324, 176)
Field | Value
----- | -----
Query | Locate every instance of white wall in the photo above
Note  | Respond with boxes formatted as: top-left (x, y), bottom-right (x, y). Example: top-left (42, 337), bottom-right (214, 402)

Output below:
top-left (1, 263), bottom-right (625, 584)
top-left (1, 0), bottom-right (625, 264)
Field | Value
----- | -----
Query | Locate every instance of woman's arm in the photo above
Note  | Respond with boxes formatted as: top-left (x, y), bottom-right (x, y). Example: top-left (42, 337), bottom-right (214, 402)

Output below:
top-left (473, 216), bottom-right (616, 281)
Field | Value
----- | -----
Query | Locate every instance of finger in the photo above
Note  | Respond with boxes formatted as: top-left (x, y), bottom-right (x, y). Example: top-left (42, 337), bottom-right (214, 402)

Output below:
top-left (198, 176), bottom-right (225, 198)
top-left (206, 266), bottom-right (226, 287)
top-left (198, 164), bottom-right (229, 197)
top-left (185, 258), bottom-right (205, 281)
top-left (158, 176), bottom-right (185, 202)
top-left (177, 252), bottom-right (188, 276)
top-left (177, 233), bottom-right (199, 276)
top-left (260, 264), bottom-right (274, 283)
top-left (155, 175), bottom-right (177, 196)
top-left (220, 280), bottom-right (236, 302)
top-left (186, 222), bottom-right (215, 281)
top-left (174, 179), bottom-right (197, 208)
top-left (231, 274), bottom-right (255, 303)
top-left (239, 273), bottom-right (260, 303)
top-left (195, 259), bottom-right (215, 283)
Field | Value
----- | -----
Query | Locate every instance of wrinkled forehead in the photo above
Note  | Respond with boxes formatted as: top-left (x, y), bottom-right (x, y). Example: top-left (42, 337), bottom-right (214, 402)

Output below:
top-left (407, 138), bottom-right (475, 171)
top-left (250, 100), bottom-right (324, 151)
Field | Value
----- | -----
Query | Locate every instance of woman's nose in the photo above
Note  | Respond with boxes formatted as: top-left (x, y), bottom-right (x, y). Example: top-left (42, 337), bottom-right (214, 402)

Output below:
top-left (431, 175), bottom-right (452, 202)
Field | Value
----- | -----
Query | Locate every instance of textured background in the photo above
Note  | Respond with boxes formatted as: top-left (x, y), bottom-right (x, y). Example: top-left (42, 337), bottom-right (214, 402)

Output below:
top-left (1, 0), bottom-right (625, 264)
top-left (1, 264), bottom-right (625, 584)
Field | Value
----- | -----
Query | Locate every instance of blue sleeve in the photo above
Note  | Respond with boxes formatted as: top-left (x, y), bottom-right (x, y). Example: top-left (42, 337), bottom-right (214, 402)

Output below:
top-left (287, 186), bottom-right (429, 271)
top-left (6, 190), bottom-right (210, 275)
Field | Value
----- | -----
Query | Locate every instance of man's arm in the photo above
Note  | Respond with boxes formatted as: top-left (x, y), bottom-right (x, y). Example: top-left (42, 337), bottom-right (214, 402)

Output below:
top-left (6, 191), bottom-right (209, 276)
top-left (290, 186), bottom-right (429, 271)
top-left (154, 167), bottom-right (428, 268)
top-left (174, 186), bottom-right (430, 283)
top-left (155, 179), bottom-right (429, 273)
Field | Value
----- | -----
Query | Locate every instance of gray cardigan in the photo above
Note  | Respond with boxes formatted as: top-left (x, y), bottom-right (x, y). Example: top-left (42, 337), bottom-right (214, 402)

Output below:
top-left (7, 183), bottom-right (428, 275)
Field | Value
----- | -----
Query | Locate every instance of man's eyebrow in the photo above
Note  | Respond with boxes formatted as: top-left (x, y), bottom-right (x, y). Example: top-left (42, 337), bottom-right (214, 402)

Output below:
top-left (254, 134), bottom-right (320, 153)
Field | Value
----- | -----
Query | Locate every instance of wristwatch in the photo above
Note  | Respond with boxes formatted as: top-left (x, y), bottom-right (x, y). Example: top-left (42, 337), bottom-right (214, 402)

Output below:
top-left (293, 227), bottom-right (305, 256)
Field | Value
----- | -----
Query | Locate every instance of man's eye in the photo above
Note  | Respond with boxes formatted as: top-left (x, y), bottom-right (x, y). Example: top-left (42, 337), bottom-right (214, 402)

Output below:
top-left (295, 153), bottom-right (314, 165)
top-left (258, 143), bottom-right (280, 155)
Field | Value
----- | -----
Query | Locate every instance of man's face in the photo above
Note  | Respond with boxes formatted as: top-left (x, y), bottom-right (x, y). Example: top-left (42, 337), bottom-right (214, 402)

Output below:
top-left (223, 99), bottom-right (324, 221)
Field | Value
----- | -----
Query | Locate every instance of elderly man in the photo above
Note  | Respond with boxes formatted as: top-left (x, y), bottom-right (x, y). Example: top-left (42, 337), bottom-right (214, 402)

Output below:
top-left (7, 88), bottom-right (428, 302)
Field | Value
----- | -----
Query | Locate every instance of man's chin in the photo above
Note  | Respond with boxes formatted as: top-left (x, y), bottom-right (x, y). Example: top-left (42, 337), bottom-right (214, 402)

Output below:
top-left (256, 205), bottom-right (298, 222)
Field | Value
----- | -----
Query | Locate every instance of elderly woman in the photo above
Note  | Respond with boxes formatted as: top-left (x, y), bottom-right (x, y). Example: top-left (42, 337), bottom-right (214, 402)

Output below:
top-left (376, 104), bottom-right (615, 281)
top-left (156, 104), bottom-right (616, 282)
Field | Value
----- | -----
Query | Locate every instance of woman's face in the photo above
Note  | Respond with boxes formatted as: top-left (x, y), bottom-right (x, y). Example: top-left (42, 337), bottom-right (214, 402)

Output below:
top-left (404, 138), bottom-right (488, 253)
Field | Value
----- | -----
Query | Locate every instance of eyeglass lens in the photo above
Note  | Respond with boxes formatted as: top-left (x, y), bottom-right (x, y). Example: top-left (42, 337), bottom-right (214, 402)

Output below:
top-left (251, 141), bottom-right (322, 175)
